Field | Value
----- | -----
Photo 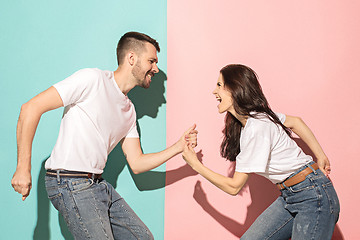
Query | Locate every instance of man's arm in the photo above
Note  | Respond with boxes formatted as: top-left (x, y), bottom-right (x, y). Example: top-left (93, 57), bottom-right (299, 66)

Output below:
top-left (284, 115), bottom-right (331, 176)
top-left (121, 125), bottom-right (197, 174)
top-left (12, 86), bottom-right (63, 200)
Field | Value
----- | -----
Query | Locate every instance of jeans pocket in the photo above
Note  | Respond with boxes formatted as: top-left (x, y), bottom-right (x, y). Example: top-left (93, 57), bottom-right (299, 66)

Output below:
top-left (288, 179), bottom-right (315, 193)
top-left (71, 178), bottom-right (94, 192)
top-left (47, 191), bottom-right (66, 212)
top-left (322, 181), bottom-right (340, 219)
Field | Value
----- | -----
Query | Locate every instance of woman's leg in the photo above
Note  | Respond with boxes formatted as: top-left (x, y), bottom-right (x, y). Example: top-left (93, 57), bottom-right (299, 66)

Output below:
top-left (240, 196), bottom-right (293, 240)
top-left (289, 170), bottom-right (340, 240)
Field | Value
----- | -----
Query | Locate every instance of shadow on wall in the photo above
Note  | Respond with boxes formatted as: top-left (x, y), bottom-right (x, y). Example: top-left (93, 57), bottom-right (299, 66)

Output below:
top-left (191, 138), bottom-right (344, 240)
top-left (33, 69), bottom-right (198, 239)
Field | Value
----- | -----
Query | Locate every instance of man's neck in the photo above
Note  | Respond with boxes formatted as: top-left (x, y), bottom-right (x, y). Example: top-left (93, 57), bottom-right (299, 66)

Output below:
top-left (113, 68), bottom-right (136, 95)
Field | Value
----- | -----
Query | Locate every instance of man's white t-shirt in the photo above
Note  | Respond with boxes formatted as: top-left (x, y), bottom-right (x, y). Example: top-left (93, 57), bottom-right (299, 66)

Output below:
top-left (45, 68), bottom-right (139, 174)
top-left (235, 113), bottom-right (313, 183)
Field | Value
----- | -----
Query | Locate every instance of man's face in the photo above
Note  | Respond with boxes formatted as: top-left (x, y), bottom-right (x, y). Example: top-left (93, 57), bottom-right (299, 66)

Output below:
top-left (131, 42), bottom-right (159, 89)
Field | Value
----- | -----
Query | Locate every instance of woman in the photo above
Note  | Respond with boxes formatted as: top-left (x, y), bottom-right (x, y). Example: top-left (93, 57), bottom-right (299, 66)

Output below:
top-left (182, 64), bottom-right (339, 240)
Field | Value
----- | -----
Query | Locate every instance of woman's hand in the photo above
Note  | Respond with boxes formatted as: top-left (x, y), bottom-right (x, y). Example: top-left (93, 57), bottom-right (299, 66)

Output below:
top-left (182, 142), bottom-right (201, 169)
top-left (317, 157), bottom-right (331, 177)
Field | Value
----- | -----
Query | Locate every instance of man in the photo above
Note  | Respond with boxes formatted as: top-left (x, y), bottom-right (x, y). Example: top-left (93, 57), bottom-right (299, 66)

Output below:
top-left (11, 32), bottom-right (197, 240)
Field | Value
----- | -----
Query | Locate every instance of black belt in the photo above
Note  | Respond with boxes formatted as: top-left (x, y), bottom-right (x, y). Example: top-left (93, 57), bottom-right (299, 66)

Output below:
top-left (46, 170), bottom-right (102, 180)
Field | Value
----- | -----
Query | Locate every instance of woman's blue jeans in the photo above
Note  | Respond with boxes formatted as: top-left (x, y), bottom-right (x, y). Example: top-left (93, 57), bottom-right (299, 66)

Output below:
top-left (241, 162), bottom-right (340, 240)
top-left (45, 175), bottom-right (154, 240)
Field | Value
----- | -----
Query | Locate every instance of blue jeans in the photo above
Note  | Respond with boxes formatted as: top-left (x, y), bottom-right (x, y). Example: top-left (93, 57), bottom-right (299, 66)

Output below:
top-left (45, 174), bottom-right (154, 240)
top-left (241, 162), bottom-right (340, 240)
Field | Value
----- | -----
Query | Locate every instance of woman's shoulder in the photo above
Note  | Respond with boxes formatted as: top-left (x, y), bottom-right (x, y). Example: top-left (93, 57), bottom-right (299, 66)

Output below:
top-left (246, 114), bottom-right (279, 135)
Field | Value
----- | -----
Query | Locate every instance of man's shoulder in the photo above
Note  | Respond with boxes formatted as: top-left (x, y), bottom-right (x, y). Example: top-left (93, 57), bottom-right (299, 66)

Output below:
top-left (71, 68), bottom-right (112, 82)
top-left (76, 67), bottom-right (103, 75)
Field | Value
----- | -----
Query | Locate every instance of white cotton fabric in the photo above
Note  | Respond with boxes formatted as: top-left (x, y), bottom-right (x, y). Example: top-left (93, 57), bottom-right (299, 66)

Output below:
top-left (45, 68), bottom-right (139, 174)
top-left (235, 112), bottom-right (312, 183)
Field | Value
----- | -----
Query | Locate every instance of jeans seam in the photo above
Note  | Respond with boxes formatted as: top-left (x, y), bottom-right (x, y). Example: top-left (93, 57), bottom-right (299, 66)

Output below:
top-left (92, 185), bottom-right (112, 240)
top-left (111, 217), bottom-right (142, 240)
top-left (310, 186), bottom-right (322, 240)
top-left (266, 215), bottom-right (293, 240)
top-left (67, 181), bottom-right (91, 239)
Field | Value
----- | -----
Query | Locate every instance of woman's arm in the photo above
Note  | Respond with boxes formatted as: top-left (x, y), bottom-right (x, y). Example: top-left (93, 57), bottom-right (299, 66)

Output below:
top-left (182, 143), bottom-right (249, 196)
top-left (284, 115), bottom-right (331, 176)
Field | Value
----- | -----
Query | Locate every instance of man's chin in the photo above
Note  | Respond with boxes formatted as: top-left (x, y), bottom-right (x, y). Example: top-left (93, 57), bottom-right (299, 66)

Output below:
top-left (140, 83), bottom-right (150, 89)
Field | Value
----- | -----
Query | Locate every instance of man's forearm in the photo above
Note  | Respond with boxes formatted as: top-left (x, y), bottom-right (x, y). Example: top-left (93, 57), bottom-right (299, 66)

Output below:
top-left (16, 103), bottom-right (42, 170)
top-left (129, 141), bottom-right (182, 174)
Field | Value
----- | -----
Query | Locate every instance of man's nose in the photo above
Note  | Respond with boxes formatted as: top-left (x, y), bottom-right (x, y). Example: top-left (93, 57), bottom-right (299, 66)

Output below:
top-left (153, 64), bottom-right (159, 73)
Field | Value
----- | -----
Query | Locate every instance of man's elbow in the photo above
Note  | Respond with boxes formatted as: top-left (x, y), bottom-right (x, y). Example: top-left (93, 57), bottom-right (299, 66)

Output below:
top-left (20, 102), bottom-right (32, 114)
top-left (131, 168), bottom-right (142, 175)
top-left (127, 159), bottom-right (144, 175)
top-left (20, 101), bottom-right (41, 117)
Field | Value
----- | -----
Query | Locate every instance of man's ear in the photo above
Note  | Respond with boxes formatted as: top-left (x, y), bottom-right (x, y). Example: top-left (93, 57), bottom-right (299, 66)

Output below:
top-left (127, 51), bottom-right (136, 66)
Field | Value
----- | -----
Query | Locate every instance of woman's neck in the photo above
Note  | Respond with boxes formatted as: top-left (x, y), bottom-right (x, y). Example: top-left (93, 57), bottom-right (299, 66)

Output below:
top-left (229, 110), bottom-right (248, 126)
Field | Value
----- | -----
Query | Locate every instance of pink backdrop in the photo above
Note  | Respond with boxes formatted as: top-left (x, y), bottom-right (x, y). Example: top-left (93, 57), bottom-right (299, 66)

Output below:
top-left (166, 1), bottom-right (360, 239)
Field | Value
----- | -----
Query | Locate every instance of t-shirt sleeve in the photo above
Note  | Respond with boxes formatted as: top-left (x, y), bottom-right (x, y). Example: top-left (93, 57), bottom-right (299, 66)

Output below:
top-left (276, 112), bottom-right (286, 124)
top-left (53, 68), bottom-right (100, 107)
top-left (125, 120), bottom-right (139, 138)
top-left (235, 130), bottom-right (271, 174)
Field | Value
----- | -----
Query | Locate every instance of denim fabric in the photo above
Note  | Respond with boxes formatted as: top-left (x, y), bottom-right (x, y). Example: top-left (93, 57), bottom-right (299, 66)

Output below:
top-left (241, 162), bottom-right (340, 240)
top-left (45, 175), bottom-right (154, 240)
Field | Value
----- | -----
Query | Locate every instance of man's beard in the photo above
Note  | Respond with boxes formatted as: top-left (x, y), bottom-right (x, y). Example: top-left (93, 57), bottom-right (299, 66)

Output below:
top-left (131, 61), bottom-right (151, 89)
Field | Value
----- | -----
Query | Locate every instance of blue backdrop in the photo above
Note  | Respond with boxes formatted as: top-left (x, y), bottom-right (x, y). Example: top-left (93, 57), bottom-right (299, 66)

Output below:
top-left (0, 1), bottom-right (167, 239)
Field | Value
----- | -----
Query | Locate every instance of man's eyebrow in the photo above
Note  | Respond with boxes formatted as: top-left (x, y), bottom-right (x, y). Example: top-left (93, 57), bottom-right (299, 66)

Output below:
top-left (150, 58), bottom-right (158, 63)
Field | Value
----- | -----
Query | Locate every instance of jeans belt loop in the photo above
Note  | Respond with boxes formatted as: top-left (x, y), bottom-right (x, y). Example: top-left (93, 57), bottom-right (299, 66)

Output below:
top-left (308, 163), bottom-right (317, 175)
top-left (56, 170), bottom-right (61, 183)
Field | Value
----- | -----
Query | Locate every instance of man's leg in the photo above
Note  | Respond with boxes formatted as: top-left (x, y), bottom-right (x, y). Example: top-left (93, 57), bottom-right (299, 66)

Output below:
top-left (45, 175), bottom-right (114, 240)
top-left (106, 181), bottom-right (154, 240)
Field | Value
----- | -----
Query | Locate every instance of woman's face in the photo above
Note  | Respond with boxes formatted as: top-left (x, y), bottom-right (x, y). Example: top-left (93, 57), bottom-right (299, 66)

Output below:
top-left (212, 74), bottom-right (235, 114)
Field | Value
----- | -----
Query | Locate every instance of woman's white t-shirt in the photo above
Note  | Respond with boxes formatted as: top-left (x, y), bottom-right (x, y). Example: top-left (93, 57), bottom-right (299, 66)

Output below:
top-left (235, 113), bottom-right (312, 183)
top-left (45, 68), bottom-right (139, 174)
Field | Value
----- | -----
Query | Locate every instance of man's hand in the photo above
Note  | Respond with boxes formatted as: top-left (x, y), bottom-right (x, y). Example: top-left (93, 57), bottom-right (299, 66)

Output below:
top-left (176, 124), bottom-right (198, 153)
top-left (11, 169), bottom-right (32, 201)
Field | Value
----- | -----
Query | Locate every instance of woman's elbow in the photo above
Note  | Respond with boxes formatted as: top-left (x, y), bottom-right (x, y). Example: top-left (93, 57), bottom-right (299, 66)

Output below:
top-left (285, 115), bottom-right (303, 129)
top-left (228, 186), bottom-right (242, 196)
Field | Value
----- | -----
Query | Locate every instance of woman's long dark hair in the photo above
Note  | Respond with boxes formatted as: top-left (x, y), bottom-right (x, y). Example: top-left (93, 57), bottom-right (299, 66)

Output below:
top-left (220, 64), bottom-right (292, 162)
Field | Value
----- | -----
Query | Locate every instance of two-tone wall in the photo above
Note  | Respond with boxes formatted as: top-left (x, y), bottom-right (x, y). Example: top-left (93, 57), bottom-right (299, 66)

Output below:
top-left (1, 1), bottom-right (359, 239)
